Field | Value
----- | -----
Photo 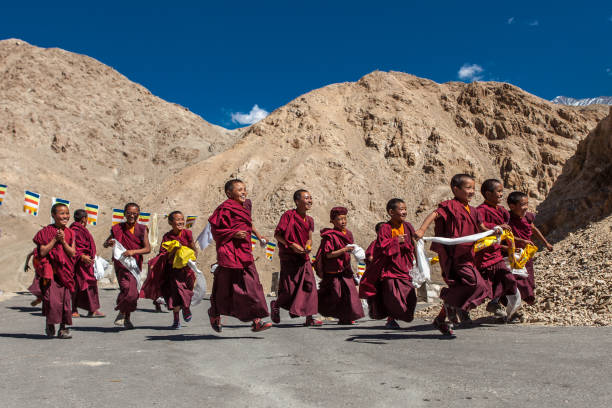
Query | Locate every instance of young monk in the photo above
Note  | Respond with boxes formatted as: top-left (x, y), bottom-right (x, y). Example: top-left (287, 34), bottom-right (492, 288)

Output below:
top-left (143, 211), bottom-right (197, 329)
top-left (271, 189), bottom-right (321, 326)
top-left (207, 179), bottom-right (272, 333)
top-left (103, 202), bottom-right (151, 329)
top-left (507, 191), bottom-right (553, 320)
top-left (365, 222), bottom-right (385, 266)
top-left (316, 207), bottom-right (364, 325)
top-left (24, 249), bottom-right (43, 307)
top-left (32, 203), bottom-right (76, 339)
top-left (359, 200), bottom-right (416, 329)
top-left (70, 209), bottom-right (104, 318)
top-left (415, 174), bottom-right (490, 336)
top-left (476, 179), bottom-right (517, 319)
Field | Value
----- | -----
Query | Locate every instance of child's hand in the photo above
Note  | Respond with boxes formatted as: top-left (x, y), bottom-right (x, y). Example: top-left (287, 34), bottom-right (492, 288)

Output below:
top-left (546, 243), bottom-right (553, 251)
top-left (397, 234), bottom-right (406, 243)
top-left (104, 239), bottom-right (116, 248)
top-left (233, 231), bottom-right (247, 240)
top-left (414, 229), bottom-right (425, 240)
top-left (81, 254), bottom-right (93, 265)
top-left (24, 264), bottom-right (31, 273)
top-left (290, 243), bottom-right (305, 254)
top-left (56, 229), bottom-right (65, 244)
top-left (123, 250), bottom-right (135, 258)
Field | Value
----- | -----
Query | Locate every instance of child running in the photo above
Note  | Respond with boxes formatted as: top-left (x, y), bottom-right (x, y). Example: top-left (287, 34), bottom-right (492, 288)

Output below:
top-left (207, 179), bottom-right (272, 333)
top-left (70, 209), bottom-right (104, 318)
top-left (415, 174), bottom-right (490, 337)
top-left (103, 202), bottom-right (151, 329)
top-left (359, 199), bottom-right (417, 329)
top-left (271, 189), bottom-right (321, 326)
top-left (507, 191), bottom-right (553, 322)
top-left (315, 207), bottom-right (364, 325)
top-left (476, 179), bottom-right (517, 320)
top-left (32, 203), bottom-right (76, 339)
top-left (143, 211), bottom-right (197, 329)
top-left (365, 222), bottom-right (385, 266)
top-left (24, 249), bottom-right (43, 307)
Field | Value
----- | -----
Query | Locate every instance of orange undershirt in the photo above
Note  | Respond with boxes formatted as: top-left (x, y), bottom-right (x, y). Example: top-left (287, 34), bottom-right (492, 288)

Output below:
top-left (464, 205), bottom-right (471, 214)
top-left (128, 225), bottom-right (135, 234)
top-left (391, 223), bottom-right (404, 238)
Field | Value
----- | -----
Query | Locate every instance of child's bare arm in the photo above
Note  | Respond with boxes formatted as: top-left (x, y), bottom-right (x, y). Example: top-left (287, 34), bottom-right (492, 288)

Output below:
top-left (414, 211), bottom-right (438, 240)
top-left (532, 224), bottom-right (553, 251)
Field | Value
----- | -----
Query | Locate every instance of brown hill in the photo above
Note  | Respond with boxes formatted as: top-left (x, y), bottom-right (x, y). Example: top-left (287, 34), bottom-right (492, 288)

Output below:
top-left (0, 39), bottom-right (239, 291)
top-left (537, 107), bottom-right (612, 240)
top-left (143, 71), bottom-right (607, 292)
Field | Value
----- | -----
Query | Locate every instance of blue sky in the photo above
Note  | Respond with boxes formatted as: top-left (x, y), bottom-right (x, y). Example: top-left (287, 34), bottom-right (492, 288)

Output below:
top-left (1, 1), bottom-right (611, 128)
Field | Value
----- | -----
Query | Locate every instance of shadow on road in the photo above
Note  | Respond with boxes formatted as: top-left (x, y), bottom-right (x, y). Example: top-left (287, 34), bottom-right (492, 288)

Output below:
top-left (345, 332), bottom-right (454, 344)
top-left (145, 334), bottom-right (263, 341)
top-left (0, 333), bottom-right (50, 340)
top-left (6, 306), bottom-right (42, 316)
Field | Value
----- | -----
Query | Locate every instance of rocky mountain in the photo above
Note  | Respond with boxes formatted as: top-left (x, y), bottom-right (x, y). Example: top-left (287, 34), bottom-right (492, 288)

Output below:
top-left (552, 96), bottom-right (612, 106)
top-left (537, 107), bottom-right (612, 239)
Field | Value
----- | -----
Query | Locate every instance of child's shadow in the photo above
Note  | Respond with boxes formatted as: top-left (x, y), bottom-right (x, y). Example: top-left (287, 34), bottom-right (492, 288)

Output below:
top-left (146, 334), bottom-right (262, 341)
top-left (6, 306), bottom-right (42, 316)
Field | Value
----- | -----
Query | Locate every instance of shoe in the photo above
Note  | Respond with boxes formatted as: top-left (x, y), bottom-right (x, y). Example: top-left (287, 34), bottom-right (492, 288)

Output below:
top-left (123, 319), bottom-right (134, 330)
top-left (171, 320), bottom-right (181, 330)
top-left (486, 301), bottom-right (507, 319)
top-left (458, 310), bottom-right (473, 325)
top-left (45, 324), bottom-right (55, 338)
top-left (337, 320), bottom-right (354, 325)
top-left (182, 308), bottom-right (192, 322)
top-left (155, 303), bottom-right (162, 313)
top-left (72, 311), bottom-right (80, 318)
top-left (445, 304), bottom-right (459, 324)
top-left (87, 310), bottom-right (105, 318)
top-left (305, 316), bottom-right (323, 326)
top-left (251, 320), bottom-right (273, 332)
top-left (270, 301), bottom-right (280, 324)
top-left (31, 298), bottom-right (42, 307)
top-left (114, 313), bottom-right (125, 327)
top-left (210, 315), bottom-right (222, 333)
top-left (385, 319), bottom-right (401, 329)
top-left (506, 311), bottom-right (524, 324)
top-left (57, 329), bottom-right (72, 339)
top-left (433, 317), bottom-right (456, 338)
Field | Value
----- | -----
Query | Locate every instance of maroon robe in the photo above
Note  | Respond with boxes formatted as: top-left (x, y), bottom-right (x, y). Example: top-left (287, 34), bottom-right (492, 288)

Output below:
top-left (111, 222), bottom-right (146, 314)
top-left (141, 229), bottom-right (195, 309)
top-left (476, 203), bottom-right (517, 299)
top-left (70, 222), bottom-right (100, 313)
top-left (273, 209), bottom-right (318, 317)
top-left (208, 199), bottom-right (269, 322)
top-left (361, 222), bottom-right (417, 322)
top-left (508, 212), bottom-right (536, 304)
top-left (431, 199), bottom-right (489, 311)
top-left (33, 225), bottom-right (75, 325)
top-left (316, 228), bottom-right (364, 322)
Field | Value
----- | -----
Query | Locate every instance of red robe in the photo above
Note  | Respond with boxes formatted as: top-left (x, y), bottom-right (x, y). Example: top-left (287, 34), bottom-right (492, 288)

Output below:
top-left (33, 225), bottom-right (75, 325)
top-left (273, 209), bottom-right (318, 317)
top-left (431, 199), bottom-right (488, 311)
top-left (316, 228), bottom-right (364, 322)
top-left (207, 199), bottom-right (268, 321)
top-left (70, 222), bottom-right (100, 313)
top-left (111, 222), bottom-right (146, 314)
top-left (141, 229), bottom-right (195, 309)
top-left (508, 212), bottom-right (536, 304)
top-left (360, 222), bottom-right (417, 322)
top-left (475, 203), bottom-right (517, 299)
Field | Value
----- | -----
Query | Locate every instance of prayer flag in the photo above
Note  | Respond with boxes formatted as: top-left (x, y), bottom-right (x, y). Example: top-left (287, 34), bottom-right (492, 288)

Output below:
top-left (112, 208), bottom-right (125, 225)
top-left (138, 212), bottom-right (151, 226)
top-left (357, 261), bottom-right (366, 276)
top-left (23, 190), bottom-right (40, 216)
top-left (186, 215), bottom-right (197, 229)
top-left (85, 203), bottom-right (99, 226)
top-left (0, 184), bottom-right (6, 206)
top-left (251, 233), bottom-right (258, 250)
top-left (52, 197), bottom-right (70, 207)
top-left (265, 242), bottom-right (277, 261)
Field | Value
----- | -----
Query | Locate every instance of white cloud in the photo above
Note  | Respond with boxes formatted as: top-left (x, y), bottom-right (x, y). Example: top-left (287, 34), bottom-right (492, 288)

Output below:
top-left (507, 17), bottom-right (515, 24)
top-left (458, 63), bottom-right (484, 82)
top-left (231, 104), bottom-right (269, 126)
top-left (529, 20), bottom-right (539, 26)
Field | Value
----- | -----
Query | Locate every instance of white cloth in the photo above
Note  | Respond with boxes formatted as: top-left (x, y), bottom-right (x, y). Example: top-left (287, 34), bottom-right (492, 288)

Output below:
top-left (112, 241), bottom-right (142, 291)
top-left (346, 244), bottom-right (366, 262)
top-left (93, 256), bottom-right (110, 281)
top-left (189, 260), bottom-right (207, 306)
top-left (196, 222), bottom-right (214, 250)
top-left (413, 229), bottom-right (497, 288)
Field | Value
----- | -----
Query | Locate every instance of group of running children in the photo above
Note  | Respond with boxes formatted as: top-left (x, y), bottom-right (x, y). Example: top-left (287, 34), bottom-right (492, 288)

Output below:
top-left (27, 173), bottom-right (553, 339)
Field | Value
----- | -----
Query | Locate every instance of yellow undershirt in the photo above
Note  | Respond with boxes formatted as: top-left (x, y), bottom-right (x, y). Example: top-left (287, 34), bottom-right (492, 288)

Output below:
top-left (464, 205), bottom-right (471, 214)
top-left (391, 223), bottom-right (404, 238)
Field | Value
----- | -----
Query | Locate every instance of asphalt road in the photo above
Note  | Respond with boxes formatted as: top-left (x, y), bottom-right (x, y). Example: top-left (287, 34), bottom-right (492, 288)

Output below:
top-left (1, 289), bottom-right (610, 408)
